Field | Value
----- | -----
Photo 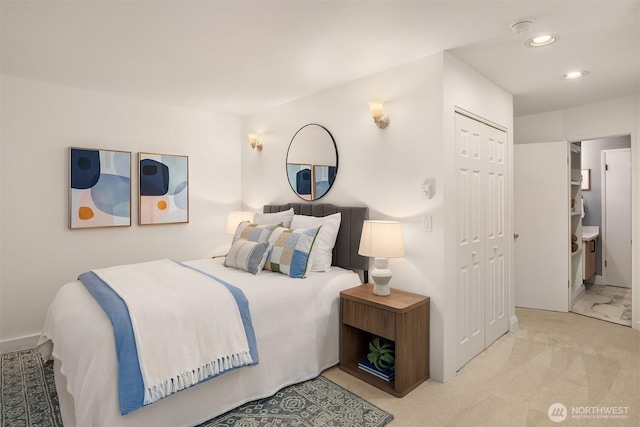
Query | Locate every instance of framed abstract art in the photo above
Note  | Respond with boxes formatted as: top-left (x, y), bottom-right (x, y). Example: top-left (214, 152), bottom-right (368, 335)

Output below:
top-left (69, 147), bottom-right (132, 229)
top-left (138, 152), bottom-right (189, 225)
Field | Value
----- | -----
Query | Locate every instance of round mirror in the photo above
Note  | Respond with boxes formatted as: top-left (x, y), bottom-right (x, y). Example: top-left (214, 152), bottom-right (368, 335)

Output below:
top-left (286, 124), bottom-right (338, 201)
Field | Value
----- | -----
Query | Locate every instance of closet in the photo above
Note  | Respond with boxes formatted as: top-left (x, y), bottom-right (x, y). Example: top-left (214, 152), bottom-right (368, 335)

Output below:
top-left (455, 112), bottom-right (509, 370)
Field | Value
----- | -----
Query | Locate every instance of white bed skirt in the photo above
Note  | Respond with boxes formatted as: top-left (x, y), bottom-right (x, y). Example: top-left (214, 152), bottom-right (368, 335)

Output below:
top-left (39, 258), bottom-right (361, 427)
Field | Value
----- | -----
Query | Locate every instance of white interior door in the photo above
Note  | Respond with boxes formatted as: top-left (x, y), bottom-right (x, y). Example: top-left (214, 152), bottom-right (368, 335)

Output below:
top-left (455, 113), bottom-right (508, 370)
top-left (484, 124), bottom-right (509, 346)
top-left (456, 114), bottom-right (485, 368)
top-left (514, 142), bottom-right (569, 312)
top-left (602, 148), bottom-right (631, 288)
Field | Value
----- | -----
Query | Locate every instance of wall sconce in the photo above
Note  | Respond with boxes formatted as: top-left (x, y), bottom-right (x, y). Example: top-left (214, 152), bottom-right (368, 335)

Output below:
top-left (368, 101), bottom-right (390, 129)
top-left (248, 133), bottom-right (262, 150)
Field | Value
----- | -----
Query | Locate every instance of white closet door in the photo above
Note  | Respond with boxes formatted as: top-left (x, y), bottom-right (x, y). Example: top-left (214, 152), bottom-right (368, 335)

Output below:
top-left (456, 114), bottom-right (485, 369)
top-left (513, 142), bottom-right (569, 312)
top-left (484, 125), bottom-right (509, 346)
top-left (602, 148), bottom-right (632, 288)
top-left (455, 113), bottom-right (509, 370)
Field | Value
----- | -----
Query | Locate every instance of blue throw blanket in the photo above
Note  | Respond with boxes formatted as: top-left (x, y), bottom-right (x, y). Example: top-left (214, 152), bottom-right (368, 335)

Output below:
top-left (79, 260), bottom-right (258, 414)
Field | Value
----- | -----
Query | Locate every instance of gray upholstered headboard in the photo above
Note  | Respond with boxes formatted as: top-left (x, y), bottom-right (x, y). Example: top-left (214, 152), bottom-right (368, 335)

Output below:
top-left (263, 203), bottom-right (369, 273)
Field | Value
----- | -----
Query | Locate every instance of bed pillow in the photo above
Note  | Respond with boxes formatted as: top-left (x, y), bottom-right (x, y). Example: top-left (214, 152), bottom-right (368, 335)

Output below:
top-left (290, 212), bottom-right (341, 272)
top-left (253, 208), bottom-right (294, 229)
top-left (224, 239), bottom-right (271, 274)
top-left (264, 226), bottom-right (321, 278)
top-left (232, 222), bottom-right (281, 243)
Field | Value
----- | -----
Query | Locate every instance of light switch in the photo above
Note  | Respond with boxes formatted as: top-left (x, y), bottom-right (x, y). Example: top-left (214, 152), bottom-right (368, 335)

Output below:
top-left (423, 215), bottom-right (432, 232)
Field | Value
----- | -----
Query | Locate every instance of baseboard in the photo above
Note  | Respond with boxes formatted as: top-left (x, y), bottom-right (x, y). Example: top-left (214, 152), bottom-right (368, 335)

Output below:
top-left (0, 334), bottom-right (40, 354)
top-left (509, 314), bottom-right (519, 332)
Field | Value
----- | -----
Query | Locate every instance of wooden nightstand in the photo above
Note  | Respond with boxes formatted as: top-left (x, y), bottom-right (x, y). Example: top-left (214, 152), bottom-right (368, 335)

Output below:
top-left (339, 284), bottom-right (429, 397)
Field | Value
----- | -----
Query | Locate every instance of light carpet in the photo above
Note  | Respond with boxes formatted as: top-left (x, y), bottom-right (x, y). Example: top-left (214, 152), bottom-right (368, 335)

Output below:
top-left (325, 307), bottom-right (640, 426)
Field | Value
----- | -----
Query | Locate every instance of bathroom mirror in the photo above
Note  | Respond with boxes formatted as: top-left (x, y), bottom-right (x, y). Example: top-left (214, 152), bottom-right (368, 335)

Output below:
top-left (286, 124), bottom-right (338, 201)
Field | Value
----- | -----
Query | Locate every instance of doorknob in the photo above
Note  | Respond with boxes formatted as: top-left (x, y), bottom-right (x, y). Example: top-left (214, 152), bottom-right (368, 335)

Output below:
top-left (514, 232), bottom-right (519, 239)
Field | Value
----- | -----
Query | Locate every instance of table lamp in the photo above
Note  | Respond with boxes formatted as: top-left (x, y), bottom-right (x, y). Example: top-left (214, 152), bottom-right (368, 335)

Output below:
top-left (358, 220), bottom-right (405, 296)
top-left (226, 211), bottom-right (254, 234)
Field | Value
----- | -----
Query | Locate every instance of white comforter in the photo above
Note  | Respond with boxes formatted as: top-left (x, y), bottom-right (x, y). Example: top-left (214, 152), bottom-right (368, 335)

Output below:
top-left (38, 258), bottom-right (360, 427)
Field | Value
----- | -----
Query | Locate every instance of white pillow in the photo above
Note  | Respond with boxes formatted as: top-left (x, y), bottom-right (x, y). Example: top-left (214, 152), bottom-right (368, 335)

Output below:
top-left (253, 208), bottom-right (294, 228)
top-left (290, 212), bottom-right (341, 272)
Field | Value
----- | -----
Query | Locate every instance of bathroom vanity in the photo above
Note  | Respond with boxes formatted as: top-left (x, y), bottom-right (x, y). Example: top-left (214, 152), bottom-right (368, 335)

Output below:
top-left (582, 226), bottom-right (599, 280)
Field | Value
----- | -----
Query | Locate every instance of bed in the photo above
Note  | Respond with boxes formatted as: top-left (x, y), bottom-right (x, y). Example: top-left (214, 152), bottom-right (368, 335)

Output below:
top-left (37, 203), bottom-right (368, 427)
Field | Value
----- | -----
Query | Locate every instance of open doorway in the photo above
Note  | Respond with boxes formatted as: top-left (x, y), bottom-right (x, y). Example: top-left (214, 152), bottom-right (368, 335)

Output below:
top-left (571, 135), bottom-right (632, 326)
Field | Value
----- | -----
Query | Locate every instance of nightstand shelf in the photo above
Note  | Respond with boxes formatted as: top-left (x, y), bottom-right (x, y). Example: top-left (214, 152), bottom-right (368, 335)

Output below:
top-left (339, 284), bottom-right (429, 397)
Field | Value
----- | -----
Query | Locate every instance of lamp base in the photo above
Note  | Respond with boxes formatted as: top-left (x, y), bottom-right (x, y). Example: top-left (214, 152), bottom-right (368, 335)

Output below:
top-left (371, 257), bottom-right (392, 296)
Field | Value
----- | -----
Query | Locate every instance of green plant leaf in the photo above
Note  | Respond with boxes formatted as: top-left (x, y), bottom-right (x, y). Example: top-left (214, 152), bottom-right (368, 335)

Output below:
top-left (366, 336), bottom-right (396, 371)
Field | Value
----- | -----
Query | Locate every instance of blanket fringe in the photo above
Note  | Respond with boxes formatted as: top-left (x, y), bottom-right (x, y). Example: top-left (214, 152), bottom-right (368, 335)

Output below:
top-left (143, 351), bottom-right (254, 404)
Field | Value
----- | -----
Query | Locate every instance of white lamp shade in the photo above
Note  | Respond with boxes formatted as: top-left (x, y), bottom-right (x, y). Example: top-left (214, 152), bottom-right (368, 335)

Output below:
top-left (368, 101), bottom-right (384, 118)
top-left (226, 211), bottom-right (254, 234)
top-left (358, 220), bottom-right (405, 258)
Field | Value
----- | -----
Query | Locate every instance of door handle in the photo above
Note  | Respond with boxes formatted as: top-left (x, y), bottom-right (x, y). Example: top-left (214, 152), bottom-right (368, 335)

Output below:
top-left (514, 232), bottom-right (519, 239)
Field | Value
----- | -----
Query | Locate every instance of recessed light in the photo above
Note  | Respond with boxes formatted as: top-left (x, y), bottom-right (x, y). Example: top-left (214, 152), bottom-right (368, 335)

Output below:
top-left (563, 70), bottom-right (589, 79)
top-left (527, 34), bottom-right (557, 47)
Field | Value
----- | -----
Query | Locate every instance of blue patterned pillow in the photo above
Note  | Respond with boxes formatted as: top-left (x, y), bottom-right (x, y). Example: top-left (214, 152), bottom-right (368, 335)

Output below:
top-left (264, 226), bottom-right (321, 278)
top-left (232, 222), bottom-right (281, 243)
top-left (224, 239), bottom-right (271, 274)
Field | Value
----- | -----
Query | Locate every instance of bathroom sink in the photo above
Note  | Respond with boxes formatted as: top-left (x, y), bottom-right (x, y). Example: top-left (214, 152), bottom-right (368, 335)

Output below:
top-left (582, 226), bottom-right (599, 241)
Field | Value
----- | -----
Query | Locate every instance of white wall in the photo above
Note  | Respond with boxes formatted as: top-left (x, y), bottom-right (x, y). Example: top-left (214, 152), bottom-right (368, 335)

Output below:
top-left (242, 52), bottom-right (513, 382)
top-left (243, 53), bottom-right (447, 379)
top-left (514, 95), bottom-right (639, 144)
top-left (0, 76), bottom-right (242, 348)
top-left (514, 95), bottom-right (639, 330)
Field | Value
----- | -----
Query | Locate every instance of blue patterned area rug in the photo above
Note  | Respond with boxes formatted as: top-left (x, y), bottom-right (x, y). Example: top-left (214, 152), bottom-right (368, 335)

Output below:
top-left (199, 375), bottom-right (394, 427)
top-left (1, 349), bottom-right (62, 427)
top-left (1, 350), bottom-right (393, 427)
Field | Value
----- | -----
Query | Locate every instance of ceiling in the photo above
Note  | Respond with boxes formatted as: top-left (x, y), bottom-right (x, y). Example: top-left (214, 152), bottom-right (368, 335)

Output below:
top-left (2, 1), bottom-right (638, 117)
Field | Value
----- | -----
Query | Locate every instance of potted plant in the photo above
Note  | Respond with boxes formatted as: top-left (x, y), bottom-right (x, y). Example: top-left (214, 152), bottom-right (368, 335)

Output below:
top-left (367, 337), bottom-right (395, 371)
